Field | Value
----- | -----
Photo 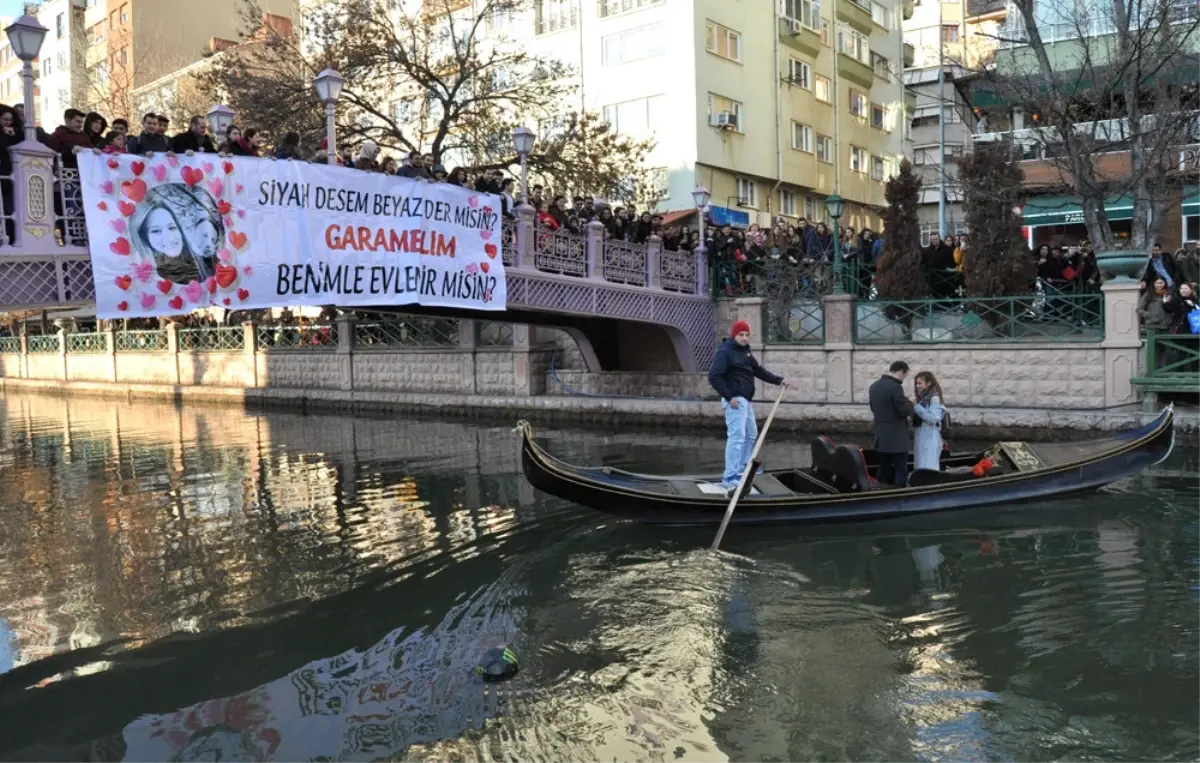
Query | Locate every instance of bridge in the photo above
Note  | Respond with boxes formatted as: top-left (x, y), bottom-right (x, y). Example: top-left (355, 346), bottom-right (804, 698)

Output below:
top-left (0, 142), bottom-right (715, 372)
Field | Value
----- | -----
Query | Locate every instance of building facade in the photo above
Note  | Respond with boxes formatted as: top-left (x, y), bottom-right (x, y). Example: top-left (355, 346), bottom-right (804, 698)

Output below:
top-left (35, 0), bottom-right (87, 130)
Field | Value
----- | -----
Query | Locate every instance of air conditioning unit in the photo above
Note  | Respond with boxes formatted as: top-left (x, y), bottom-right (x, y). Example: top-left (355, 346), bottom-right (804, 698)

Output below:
top-left (787, 19), bottom-right (802, 35)
top-left (736, 196), bottom-right (753, 208)
top-left (714, 111), bottom-right (739, 131)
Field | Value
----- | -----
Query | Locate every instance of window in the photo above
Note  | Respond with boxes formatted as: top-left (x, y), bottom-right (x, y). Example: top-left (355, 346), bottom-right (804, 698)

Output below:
top-left (779, 189), bottom-right (798, 217)
top-left (942, 24), bottom-right (960, 42)
top-left (782, 0), bottom-right (822, 28)
top-left (789, 58), bottom-right (811, 88)
top-left (56, 12), bottom-right (64, 39)
top-left (821, 19), bottom-right (830, 45)
top-left (871, 155), bottom-right (885, 180)
top-left (109, 10), bottom-right (117, 29)
top-left (736, 177), bottom-right (758, 207)
top-left (943, 106), bottom-right (962, 123)
top-left (791, 121), bottom-right (813, 152)
top-left (816, 133), bottom-right (834, 163)
top-left (392, 99), bottom-right (415, 122)
top-left (705, 21), bottom-right (742, 62)
top-left (118, 47), bottom-right (127, 65)
top-left (849, 89), bottom-right (868, 119)
top-left (602, 23), bottom-right (665, 65)
top-left (814, 74), bottom-right (831, 102)
top-left (707, 93), bottom-right (744, 130)
top-left (804, 195), bottom-right (820, 220)
top-left (42, 58), bottom-right (51, 76)
top-left (120, 4), bottom-right (128, 23)
top-left (602, 95), bottom-right (665, 137)
top-left (486, 5), bottom-right (515, 30)
top-left (535, 0), bottom-right (577, 35)
top-left (872, 52), bottom-right (889, 79)
top-left (643, 167), bottom-right (669, 200)
top-left (599, 0), bottom-right (664, 16)
top-left (871, 103), bottom-right (887, 129)
top-left (872, 1), bottom-right (889, 27)
top-left (913, 146), bottom-right (937, 165)
top-left (837, 25), bottom-right (869, 64)
top-left (850, 146), bottom-right (868, 173)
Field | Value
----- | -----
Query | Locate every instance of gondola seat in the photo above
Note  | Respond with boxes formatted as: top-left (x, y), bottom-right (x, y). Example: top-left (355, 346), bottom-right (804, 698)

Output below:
top-left (811, 435), bottom-right (838, 481)
top-left (829, 444), bottom-right (881, 493)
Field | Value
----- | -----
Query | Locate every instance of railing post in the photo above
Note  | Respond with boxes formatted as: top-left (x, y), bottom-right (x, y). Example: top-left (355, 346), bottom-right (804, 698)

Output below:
top-left (243, 321), bottom-right (259, 387)
top-left (646, 234), bottom-right (662, 289)
top-left (56, 328), bottom-right (67, 380)
top-left (164, 322), bottom-right (181, 386)
top-left (336, 313), bottom-right (355, 391)
top-left (1100, 279), bottom-right (1141, 407)
top-left (459, 318), bottom-right (477, 394)
top-left (696, 245), bottom-right (708, 297)
top-left (586, 220), bottom-right (605, 280)
top-left (105, 323), bottom-right (117, 382)
top-left (514, 205), bottom-right (535, 269)
top-left (7, 140), bottom-right (59, 251)
top-left (18, 331), bottom-right (27, 379)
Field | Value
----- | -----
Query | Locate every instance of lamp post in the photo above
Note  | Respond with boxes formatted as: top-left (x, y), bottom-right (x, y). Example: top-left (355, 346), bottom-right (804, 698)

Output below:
top-left (314, 68), bottom-right (344, 165)
top-left (824, 192), bottom-right (846, 294)
top-left (692, 184), bottom-right (711, 249)
top-left (206, 104), bottom-right (234, 140)
top-left (512, 126), bottom-right (535, 204)
top-left (5, 15), bottom-right (47, 144)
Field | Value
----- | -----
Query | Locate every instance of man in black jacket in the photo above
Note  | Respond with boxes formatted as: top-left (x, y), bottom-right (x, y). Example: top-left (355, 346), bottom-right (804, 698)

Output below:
top-left (171, 115), bottom-right (217, 154)
top-left (868, 360), bottom-right (915, 486)
top-left (708, 320), bottom-right (787, 490)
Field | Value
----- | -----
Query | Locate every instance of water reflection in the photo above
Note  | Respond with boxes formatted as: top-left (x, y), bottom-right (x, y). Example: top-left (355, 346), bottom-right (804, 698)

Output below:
top-left (0, 394), bottom-right (1196, 761)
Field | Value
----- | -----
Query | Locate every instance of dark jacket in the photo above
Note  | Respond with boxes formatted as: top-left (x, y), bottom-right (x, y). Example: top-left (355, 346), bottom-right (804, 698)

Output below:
top-left (48, 125), bottom-right (93, 168)
top-left (868, 374), bottom-right (914, 454)
top-left (171, 130), bottom-right (217, 154)
top-left (127, 132), bottom-right (170, 155)
top-left (922, 242), bottom-right (955, 271)
top-left (1142, 254), bottom-right (1178, 288)
top-left (707, 338), bottom-right (782, 402)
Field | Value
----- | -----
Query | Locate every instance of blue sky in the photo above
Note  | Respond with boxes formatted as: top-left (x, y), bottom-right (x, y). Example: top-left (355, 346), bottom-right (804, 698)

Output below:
top-left (0, 0), bottom-right (31, 18)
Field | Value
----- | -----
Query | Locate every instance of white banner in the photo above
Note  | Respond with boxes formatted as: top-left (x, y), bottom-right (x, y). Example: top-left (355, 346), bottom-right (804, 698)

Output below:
top-left (77, 153), bottom-right (506, 319)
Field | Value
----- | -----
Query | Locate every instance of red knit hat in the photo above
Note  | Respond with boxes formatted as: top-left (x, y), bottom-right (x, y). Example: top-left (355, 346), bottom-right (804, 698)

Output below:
top-left (731, 320), bottom-right (751, 337)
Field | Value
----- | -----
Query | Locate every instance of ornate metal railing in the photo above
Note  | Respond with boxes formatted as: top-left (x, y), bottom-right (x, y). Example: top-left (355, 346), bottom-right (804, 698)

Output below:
top-left (476, 321), bottom-right (515, 346)
top-left (602, 237), bottom-right (648, 287)
top-left (501, 217), bottom-right (516, 267)
top-left (177, 327), bottom-right (245, 352)
top-left (55, 164), bottom-right (88, 248)
top-left (0, 336), bottom-right (19, 353)
top-left (533, 224), bottom-right (587, 277)
top-left (854, 293), bottom-right (1105, 344)
top-left (256, 323), bottom-right (338, 350)
top-left (115, 329), bottom-right (169, 352)
top-left (26, 335), bottom-right (59, 353)
top-left (65, 332), bottom-right (106, 353)
top-left (759, 260), bottom-right (827, 344)
top-left (660, 248), bottom-right (698, 293)
top-left (353, 318), bottom-right (461, 348)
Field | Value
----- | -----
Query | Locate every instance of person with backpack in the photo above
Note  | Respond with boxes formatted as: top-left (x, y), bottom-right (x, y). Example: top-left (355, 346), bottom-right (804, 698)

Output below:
top-left (912, 370), bottom-right (948, 472)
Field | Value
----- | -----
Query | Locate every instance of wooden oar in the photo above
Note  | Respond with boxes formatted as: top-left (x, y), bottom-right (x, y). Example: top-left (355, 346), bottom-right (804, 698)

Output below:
top-left (710, 383), bottom-right (788, 552)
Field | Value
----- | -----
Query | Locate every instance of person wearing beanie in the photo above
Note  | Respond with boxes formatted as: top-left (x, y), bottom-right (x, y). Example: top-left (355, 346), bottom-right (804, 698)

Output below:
top-left (707, 319), bottom-right (786, 491)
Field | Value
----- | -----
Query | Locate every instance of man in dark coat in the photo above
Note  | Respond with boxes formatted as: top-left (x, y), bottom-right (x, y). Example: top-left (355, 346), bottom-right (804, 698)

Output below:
top-left (708, 320), bottom-right (787, 490)
top-left (868, 360), bottom-right (914, 487)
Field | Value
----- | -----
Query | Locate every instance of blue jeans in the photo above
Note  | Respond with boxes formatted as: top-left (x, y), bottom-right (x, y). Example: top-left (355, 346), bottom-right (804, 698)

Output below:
top-left (722, 397), bottom-right (757, 484)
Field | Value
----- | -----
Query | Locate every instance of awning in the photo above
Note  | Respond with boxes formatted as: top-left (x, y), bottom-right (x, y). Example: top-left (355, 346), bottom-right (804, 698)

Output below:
top-left (1184, 190), bottom-right (1199, 217)
top-left (657, 209), bottom-right (698, 227)
top-left (1021, 193), bottom-right (1134, 226)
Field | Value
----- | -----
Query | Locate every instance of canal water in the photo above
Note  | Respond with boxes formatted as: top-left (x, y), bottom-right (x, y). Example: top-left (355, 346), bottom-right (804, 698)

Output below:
top-left (0, 394), bottom-right (1195, 762)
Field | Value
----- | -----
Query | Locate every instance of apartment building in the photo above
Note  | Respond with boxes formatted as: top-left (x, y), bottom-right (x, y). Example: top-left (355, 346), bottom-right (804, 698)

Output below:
top-left (35, 0), bottom-right (87, 129)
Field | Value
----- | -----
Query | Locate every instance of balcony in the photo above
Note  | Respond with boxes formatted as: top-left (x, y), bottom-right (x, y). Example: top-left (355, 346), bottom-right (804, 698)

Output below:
top-left (535, 7), bottom-right (577, 35)
top-left (597, 0), bottom-right (663, 18)
top-left (903, 41), bottom-right (914, 67)
top-left (779, 16), bottom-right (822, 57)
top-left (836, 0), bottom-right (874, 35)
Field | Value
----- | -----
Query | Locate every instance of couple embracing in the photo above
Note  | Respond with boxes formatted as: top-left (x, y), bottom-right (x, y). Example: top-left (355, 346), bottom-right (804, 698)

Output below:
top-left (869, 360), bottom-right (948, 487)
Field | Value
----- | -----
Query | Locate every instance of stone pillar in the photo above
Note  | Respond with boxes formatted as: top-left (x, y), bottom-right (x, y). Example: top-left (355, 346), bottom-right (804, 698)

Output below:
top-left (696, 245), bottom-right (708, 297)
top-left (1100, 280), bottom-right (1141, 408)
top-left (19, 332), bottom-right (28, 379)
top-left (646, 234), bottom-right (663, 289)
top-left (823, 293), bottom-right (855, 404)
top-left (56, 328), bottom-right (67, 380)
top-left (243, 321), bottom-right (259, 387)
top-left (511, 324), bottom-right (535, 397)
top-left (336, 314), bottom-right (355, 391)
top-left (586, 219), bottom-right (605, 279)
top-left (105, 324), bottom-right (118, 382)
top-left (459, 318), bottom-right (477, 394)
top-left (7, 141), bottom-right (59, 251)
top-left (513, 205), bottom-right (535, 269)
top-left (164, 322), bottom-right (181, 385)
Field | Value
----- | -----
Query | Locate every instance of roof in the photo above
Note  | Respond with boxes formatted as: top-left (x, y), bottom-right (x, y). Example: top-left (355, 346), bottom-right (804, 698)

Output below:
top-left (657, 209), bottom-right (698, 227)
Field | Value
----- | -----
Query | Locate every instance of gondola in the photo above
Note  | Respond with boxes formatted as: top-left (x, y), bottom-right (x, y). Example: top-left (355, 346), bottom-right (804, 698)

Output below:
top-left (516, 406), bottom-right (1175, 526)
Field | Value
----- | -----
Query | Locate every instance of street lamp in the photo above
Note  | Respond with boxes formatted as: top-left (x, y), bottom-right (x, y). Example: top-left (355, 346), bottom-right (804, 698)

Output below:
top-left (824, 192), bottom-right (846, 294)
top-left (512, 126), bottom-right (535, 204)
top-left (314, 68), bottom-right (344, 165)
top-left (5, 15), bottom-right (47, 144)
top-left (206, 104), bottom-right (234, 140)
top-left (692, 183), bottom-right (711, 248)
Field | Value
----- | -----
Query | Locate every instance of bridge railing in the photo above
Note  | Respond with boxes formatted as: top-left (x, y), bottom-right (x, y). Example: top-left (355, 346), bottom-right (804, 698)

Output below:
top-left (0, 153), bottom-right (710, 311)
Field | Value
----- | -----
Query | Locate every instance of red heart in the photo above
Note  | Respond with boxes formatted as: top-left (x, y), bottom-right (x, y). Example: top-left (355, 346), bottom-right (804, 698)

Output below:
top-left (130, 161), bottom-right (145, 177)
top-left (117, 300), bottom-right (129, 312)
top-left (118, 200), bottom-right (136, 217)
top-left (229, 230), bottom-right (248, 250)
top-left (204, 277), bottom-right (217, 295)
top-left (215, 264), bottom-right (237, 288)
top-left (107, 158), bottom-right (119, 170)
top-left (484, 243), bottom-right (498, 259)
top-left (223, 297), bottom-right (231, 306)
top-left (181, 166), bottom-right (204, 186)
top-left (109, 237), bottom-right (131, 256)
top-left (217, 200), bottom-right (232, 215)
top-left (114, 275), bottom-right (132, 290)
top-left (483, 205), bottom-right (493, 214)
top-left (168, 295), bottom-right (184, 310)
top-left (237, 288), bottom-right (249, 302)
top-left (97, 201), bottom-right (108, 211)
top-left (222, 161), bottom-right (234, 175)
top-left (157, 279), bottom-right (173, 295)
top-left (480, 261), bottom-right (489, 274)
top-left (120, 179), bottom-right (147, 202)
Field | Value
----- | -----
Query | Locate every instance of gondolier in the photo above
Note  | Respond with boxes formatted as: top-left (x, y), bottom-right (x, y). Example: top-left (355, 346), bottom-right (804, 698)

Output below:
top-left (707, 320), bottom-right (787, 490)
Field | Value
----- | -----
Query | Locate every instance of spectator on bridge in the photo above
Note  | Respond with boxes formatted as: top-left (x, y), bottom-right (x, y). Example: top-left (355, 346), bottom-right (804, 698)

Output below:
top-left (172, 115), bottom-right (218, 154)
top-left (446, 166), bottom-right (468, 186)
top-left (397, 151), bottom-right (428, 178)
top-left (804, 222), bottom-right (833, 263)
top-left (228, 127), bottom-right (263, 157)
top-left (952, 233), bottom-right (968, 272)
top-left (0, 104), bottom-right (16, 243)
top-left (1141, 243), bottom-right (1177, 291)
top-left (379, 155), bottom-right (398, 174)
top-left (102, 131), bottom-right (126, 154)
top-left (353, 140), bottom-right (380, 170)
top-left (1166, 282), bottom-right (1198, 334)
top-left (274, 131), bottom-right (304, 161)
top-left (12, 104), bottom-right (50, 146)
top-left (157, 115), bottom-right (170, 136)
top-left (499, 177), bottom-right (516, 217)
top-left (84, 112), bottom-right (108, 148)
top-left (1138, 277), bottom-right (1175, 332)
top-left (1175, 244), bottom-right (1200, 286)
top-left (111, 118), bottom-right (128, 139)
top-left (48, 109), bottom-right (93, 168)
top-left (127, 113), bottom-right (169, 155)
top-left (921, 232), bottom-right (956, 272)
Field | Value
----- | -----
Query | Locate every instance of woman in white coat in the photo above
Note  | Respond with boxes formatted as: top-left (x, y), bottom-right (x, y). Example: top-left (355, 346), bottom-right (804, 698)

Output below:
top-left (912, 371), bottom-right (946, 472)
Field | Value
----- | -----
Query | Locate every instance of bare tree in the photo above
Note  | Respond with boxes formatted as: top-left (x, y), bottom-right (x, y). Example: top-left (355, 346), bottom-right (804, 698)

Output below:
top-left (977, 0), bottom-right (1199, 253)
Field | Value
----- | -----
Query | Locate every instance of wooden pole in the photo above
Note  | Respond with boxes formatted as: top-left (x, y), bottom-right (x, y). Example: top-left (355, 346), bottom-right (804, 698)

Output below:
top-left (710, 383), bottom-right (787, 552)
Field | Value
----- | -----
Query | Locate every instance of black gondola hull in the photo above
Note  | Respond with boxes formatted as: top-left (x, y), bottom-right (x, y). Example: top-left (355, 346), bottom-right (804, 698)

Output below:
top-left (518, 409), bottom-right (1175, 526)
